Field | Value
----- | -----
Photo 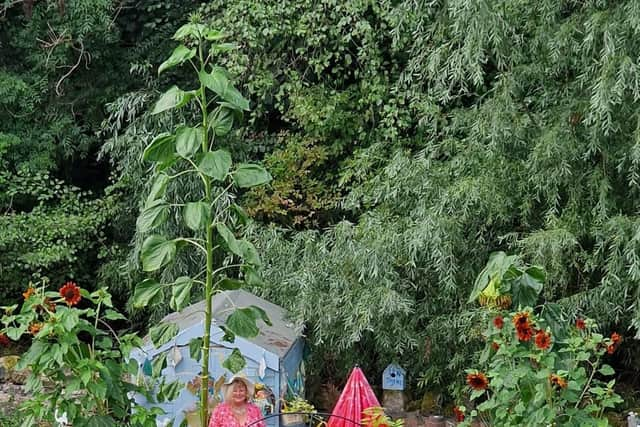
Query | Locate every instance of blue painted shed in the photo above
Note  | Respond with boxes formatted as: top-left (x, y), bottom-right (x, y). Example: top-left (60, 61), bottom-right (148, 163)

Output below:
top-left (131, 290), bottom-right (305, 427)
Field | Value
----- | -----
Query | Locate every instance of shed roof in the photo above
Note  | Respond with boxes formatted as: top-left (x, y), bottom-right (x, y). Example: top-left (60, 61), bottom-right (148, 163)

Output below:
top-left (155, 290), bottom-right (303, 358)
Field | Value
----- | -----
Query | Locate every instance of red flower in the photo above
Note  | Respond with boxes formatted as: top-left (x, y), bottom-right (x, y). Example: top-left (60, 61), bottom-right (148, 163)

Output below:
top-left (516, 325), bottom-right (533, 342)
top-left (549, 374), bottom-right (567, 389)
top-left (607, 332), bottom-right (622, 354)
top-left (493, 316), bottom-right (504, 329)
top-left (0, 333), bottom-right (10, 347)
top-left (59, 281), bottom-right (81, 306)
top-left (575, 318), bottom-right (586, 330)
top-left (22, 287), bottom-right (35, 300)
top-left (491, 341), bottom-right (500, 351)
top-left (453, 406), bottom-right (465, 422)
top-left (534, 330), bottom-right (552, 350)
top-left (512, 311), bottom-right (530, 328)
top-left (466, 372), bottom-right (489, 391)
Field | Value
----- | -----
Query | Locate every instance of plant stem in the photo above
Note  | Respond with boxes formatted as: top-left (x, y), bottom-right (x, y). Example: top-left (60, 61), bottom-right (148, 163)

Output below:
top-left (91, 300), bottom-right (102, 359)
top-left (575, 360), bottom-right (597, 409)
top-left (199, 36), bottom-right (215, 427)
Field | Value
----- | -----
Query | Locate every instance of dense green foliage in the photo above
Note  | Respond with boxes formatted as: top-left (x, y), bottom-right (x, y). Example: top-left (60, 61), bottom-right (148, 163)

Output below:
top-left (1, 0), bottom-right (639, 409)
top-left (0, 0), bottom-right (124, 302)
top-left (196, 0), bottom-right (640, 396)
top-left (1, 283), bottom-right (163, 426)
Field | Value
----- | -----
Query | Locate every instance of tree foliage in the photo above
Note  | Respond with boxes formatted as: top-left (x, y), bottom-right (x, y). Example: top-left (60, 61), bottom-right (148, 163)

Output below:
top-left (201, 0), bottom-right (640, 394)
top-left (2, 0), bottom-right (640, 405)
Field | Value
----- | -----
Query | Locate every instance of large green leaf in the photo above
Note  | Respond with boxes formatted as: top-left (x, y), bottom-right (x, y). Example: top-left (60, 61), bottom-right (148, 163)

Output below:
top-left (232, 163), bottom-right (272, 188)
top-left (219, 277), bottom-right (243, 290)
top-left (238, 240), bottom-right (261, 266)
top-left (511, 266), bottom-right (545, 308)
top-left (170, 276), bottom-right (193, 311)
top-left (103, 309), bottom-right (127, 321)
top-left (468, 251), bottom-right (520, 303)
top-left (247, 305), bottom-right (272, 326)
top-left (142, 133), bottom-right (175, 163)
top-left (198, 68), bottom-right (249, 111)
top-left (222, 348), bottom-right (246, 373)
top-left (158, 45), bottom-right (196, 75)
top-left (149, 323), bottom-right (179, 348)
top-left (175, 125), bottom-right (203, 158)
top-left (199, 150), bottom-right (232, 181)
top-left (141, 235), bottom-right (177, 272)
top-left (132, 279), bottom-right (163, 308)
top-left (151, 86), bottom-right (195, 115)
top-left (204, 29), bottom-right (225, 41)
top-left (226, 308), bottom-right (259, 338)
top-left (208, 107), bottom-right (234, 136)
top-left (241, 265), bottom-right (264, 286)
top-left (136, 199), bottom-right (169, 232)
top-left (183, 201), bottom-right (209, 231)
top-left (146, 174), bottom-right (170, 206)
top-left (225, 306), bottom-right (272, 338)
top-left (173, 23), bottom-right (206, 41)
top-left (215, 223), bottom-right (242, 256)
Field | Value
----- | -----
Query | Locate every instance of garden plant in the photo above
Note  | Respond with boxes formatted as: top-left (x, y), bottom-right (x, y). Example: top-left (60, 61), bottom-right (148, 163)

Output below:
top-left (456, 254), bottom-right (624, 426)
top-left (0, 281), bottom-right (163, 426)
top-left (131, 15), bottom-right (272, 427)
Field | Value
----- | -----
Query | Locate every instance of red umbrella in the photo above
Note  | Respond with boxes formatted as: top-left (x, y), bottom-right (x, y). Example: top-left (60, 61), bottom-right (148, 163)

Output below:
top-left (327, 367), bottom-right (384, 427)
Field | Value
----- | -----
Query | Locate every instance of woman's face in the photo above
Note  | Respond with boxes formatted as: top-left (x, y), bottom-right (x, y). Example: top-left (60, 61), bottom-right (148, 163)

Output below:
top-left (231, 381), bottom-right (247, 405)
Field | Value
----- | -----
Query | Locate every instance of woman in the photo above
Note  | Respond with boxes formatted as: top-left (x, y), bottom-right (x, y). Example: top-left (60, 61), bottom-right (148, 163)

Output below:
top-left (209, 375), bottom-right (266, 427)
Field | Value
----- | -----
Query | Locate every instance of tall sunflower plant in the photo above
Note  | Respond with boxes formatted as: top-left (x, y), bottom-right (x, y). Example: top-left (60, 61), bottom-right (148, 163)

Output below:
top-left (0, 280), bottom-right (163, 426)
top-left (456, 255), bottom-right (624, 426)
top-left (131, 15), bottom-right (272, 427)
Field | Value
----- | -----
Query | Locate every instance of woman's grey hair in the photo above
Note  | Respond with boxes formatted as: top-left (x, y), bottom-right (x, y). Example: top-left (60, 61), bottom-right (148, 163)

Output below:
top-left (223, 378), bottom-right (249, 403)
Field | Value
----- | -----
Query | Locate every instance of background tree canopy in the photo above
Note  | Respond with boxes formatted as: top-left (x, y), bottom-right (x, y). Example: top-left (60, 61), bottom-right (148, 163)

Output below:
top-left (1, 0), bottom-right (639, 405)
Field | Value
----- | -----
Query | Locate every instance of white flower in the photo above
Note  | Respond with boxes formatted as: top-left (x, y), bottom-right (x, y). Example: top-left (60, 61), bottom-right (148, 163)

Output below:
top-left (156, 417), bottom-right (172, 427)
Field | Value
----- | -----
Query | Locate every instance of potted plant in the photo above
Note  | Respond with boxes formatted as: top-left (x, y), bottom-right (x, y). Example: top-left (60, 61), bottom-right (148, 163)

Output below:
top-left (281, 397), bottom-right (316, 425)
top-left (362, 407), bottom-right (404, 427)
